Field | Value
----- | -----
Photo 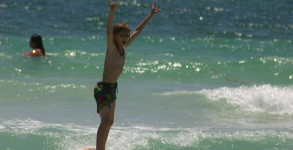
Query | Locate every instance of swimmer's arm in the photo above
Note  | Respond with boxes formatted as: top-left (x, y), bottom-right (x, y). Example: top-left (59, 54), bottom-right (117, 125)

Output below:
top-left (107, 0), bottom-right (118, 50)
top-left (127, 3), bottom-right (161, 47)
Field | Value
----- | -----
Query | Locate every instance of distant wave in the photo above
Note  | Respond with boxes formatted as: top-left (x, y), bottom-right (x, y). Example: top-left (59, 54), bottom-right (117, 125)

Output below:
top-left (157, 85), bottom-right (293, 115)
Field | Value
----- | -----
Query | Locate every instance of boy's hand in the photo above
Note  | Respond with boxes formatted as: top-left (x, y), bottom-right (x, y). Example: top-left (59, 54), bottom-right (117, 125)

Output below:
top-left (108, 0), bottom-right (118, 11)
top-left (150, 3), bottom-right (161, 16)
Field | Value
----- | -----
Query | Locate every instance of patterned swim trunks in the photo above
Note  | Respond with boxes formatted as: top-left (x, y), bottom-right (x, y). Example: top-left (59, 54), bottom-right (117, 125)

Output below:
top-left (94, 82), bottom-right (117, 113)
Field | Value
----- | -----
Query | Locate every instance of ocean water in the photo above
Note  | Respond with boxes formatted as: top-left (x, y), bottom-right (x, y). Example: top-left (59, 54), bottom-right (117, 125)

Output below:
top-left (1, 0), bottom-right (293, 149)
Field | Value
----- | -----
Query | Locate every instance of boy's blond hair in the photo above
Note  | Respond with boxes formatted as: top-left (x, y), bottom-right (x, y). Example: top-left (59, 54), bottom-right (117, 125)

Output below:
top-left (113, 23), bottom-right (130, 35)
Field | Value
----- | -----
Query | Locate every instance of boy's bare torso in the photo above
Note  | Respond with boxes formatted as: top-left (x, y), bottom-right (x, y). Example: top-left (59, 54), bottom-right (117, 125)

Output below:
top-left (102, 43), bottom-right (125, 83)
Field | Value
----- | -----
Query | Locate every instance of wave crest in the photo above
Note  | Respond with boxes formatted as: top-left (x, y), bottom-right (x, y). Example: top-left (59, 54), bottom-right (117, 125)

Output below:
top-left (200, 85), bottom-right (293, 115)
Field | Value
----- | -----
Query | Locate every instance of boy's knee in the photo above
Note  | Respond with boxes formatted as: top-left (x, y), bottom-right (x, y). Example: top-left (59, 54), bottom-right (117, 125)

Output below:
top-left (108, 118), bottom-right (114, 126)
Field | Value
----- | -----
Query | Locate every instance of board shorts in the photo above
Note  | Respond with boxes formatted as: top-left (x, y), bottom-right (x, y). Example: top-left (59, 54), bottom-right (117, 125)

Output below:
top-left (94, 82), bottom-right (117, 113)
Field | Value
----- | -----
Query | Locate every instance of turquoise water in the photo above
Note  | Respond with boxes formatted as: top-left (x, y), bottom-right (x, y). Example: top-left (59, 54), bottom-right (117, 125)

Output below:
top-left (1, 0), bottom-right (293, 149)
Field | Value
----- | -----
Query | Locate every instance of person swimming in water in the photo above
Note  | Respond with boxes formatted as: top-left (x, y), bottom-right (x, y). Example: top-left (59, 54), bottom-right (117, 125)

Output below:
top-left (24, 34), bottom-right (46, 56)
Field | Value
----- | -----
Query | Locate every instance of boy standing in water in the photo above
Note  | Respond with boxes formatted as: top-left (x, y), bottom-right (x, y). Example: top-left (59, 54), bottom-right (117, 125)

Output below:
top-left (93, 0), bottom-right (160, 149)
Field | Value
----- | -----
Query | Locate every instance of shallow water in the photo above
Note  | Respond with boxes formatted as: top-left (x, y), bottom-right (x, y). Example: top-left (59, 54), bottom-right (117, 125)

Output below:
top-left (1, 0), bottom-right (293, 149)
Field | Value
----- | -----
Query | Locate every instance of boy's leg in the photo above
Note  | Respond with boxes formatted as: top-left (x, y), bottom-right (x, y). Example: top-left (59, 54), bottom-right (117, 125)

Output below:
top-left (96, 102), bottom-right (116, 150)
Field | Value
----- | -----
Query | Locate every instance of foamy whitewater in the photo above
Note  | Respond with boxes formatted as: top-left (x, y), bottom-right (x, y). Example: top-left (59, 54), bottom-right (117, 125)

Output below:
top-left (1, 0), bottom-right (293, 149)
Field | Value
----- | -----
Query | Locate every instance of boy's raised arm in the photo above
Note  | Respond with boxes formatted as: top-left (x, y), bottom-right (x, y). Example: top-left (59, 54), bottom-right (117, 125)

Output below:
top-left (127, 3), bottom-right (161, 47)
top-left (107, 0), bottom-right (118, 49)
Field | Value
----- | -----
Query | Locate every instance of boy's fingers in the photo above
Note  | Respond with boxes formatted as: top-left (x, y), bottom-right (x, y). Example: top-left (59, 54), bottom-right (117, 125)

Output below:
top-left (153, 3), bottom-right (156, 8)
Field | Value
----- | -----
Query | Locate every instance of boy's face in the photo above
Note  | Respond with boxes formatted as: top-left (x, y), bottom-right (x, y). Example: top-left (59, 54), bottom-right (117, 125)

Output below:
top-left (114, 31), bottom-right (130, 48)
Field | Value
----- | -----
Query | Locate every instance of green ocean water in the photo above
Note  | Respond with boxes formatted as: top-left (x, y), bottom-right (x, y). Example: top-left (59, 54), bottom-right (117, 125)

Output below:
top-left (1, 0), bottom-right (293, 149)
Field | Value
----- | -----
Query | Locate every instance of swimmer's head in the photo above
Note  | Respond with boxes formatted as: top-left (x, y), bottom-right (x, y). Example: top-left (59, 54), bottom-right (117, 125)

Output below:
top-left (30, 34), bottom-right (45, 55)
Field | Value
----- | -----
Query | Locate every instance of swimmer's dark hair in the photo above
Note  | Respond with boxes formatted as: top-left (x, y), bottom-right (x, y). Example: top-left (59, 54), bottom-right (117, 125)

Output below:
top-left (30, 34), bottom-right (46, 56)
top-left (113, 23), bottom-right (130, 35)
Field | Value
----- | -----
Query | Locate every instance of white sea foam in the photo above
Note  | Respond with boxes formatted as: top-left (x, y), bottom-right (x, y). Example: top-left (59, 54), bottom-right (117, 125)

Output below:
top-left (158, 90), bottom-right (199, 96)
top-left (3, 119), bottom-right (96, 132)
top-left (157, 85), bottom-right (293, 115)
top-left (0, 119), bottom-right (96, 150)
top-left (200, 85), bottom-right (293, 115)
top-left (0, 124), bottom-right (4, 130)
top-left (1, 119), bottom-right (293, 150)
top-left (94, 126), bottom-right (293, 150)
